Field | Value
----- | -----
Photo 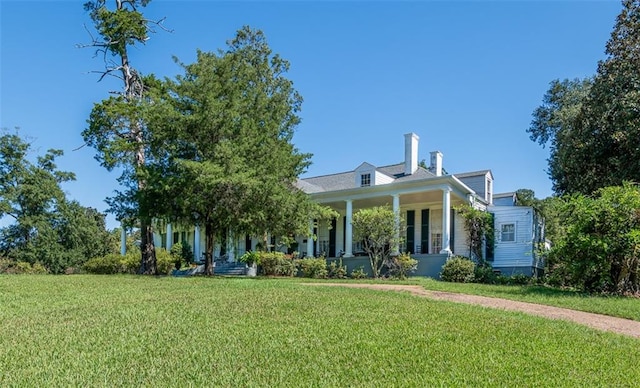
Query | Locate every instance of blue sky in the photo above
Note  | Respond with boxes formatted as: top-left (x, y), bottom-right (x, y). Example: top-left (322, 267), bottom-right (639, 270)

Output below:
top-left (1, 1), bottom-right (622, 229)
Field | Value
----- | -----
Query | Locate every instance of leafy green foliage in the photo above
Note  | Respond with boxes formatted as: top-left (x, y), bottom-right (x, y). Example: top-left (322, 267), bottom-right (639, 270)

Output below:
top-left (529, 1), bottom-right (640, 195)
top-left (239, 251), bottom-right (261, 266)
top-left (350, 266), bottom-right (368, 279)
top-left (387, 253), bottom-right (418, 280)
top-left (440, 256), bottom-right (476, 283)
top-left (142, 26), bottom-right (334, 275)
top-left (548, 183), bottom-right (640, 294)
top-left (258, 252), bottom-right (296, 276)
top-left (0, 131), bottom-right (114, 273)
top-left (0, 259), bottom-right (48, 274)
top-left (352, 205), bottom-right (403, 278)
top-left (473, 264), bottom-right (498, 284)
top-left (296, 257), bottom-right (328, 278)
top-left (84, 248), bottom-right (173, 275)
top-left (327, 259), bottom-right (348, 279)
top-left (454, 203), bottom-right (493, 262)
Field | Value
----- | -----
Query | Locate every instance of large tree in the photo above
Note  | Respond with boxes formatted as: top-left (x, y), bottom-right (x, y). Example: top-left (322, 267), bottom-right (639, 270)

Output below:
top-left (145, 26), bottom-right (332, 275)
top-left (527, 78), bottom-right (592, 195)
top-left (529, 0), bottom-right (640, 195)
top-left (81, 0), bottom-right (168, 274)
top-left (0, 131), bottom-right (114, 273)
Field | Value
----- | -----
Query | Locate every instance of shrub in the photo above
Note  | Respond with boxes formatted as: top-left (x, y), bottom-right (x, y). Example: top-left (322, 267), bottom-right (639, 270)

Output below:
top-left (328, 259), bottom-right (348, 279)
top-left (297, 257), bottom-right (328, 278)
top-left (84, 249), bottom-right (174, 275)
top-left (0, 258), bottom-right (13, 273)
top-left (350, 266), bottom-right (368, 279)
top-left (120, 252), bottom-right (141, 274)
top-left (440, 256), bottom-right (475, 283)
top-left (473, 264), bottom-right (497, 284)
top-left (387, 253), bottom-right (418, 280)
top-left (170, 241), bottom-right (194, 267)
top-left (84, 254), bottom-right (124, 274)
top-left (155, 248), bottom-right (174, 275)
top-left (259, 252), bottom-right (296, 276)
top-left (30, 262), bottom-right (48, 274)
top-left (0, 260), bottom-right (49, 275)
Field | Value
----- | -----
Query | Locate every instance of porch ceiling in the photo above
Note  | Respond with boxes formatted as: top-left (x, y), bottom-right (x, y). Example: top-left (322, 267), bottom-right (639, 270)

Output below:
top-left (319, 191), bottom-right (466, 212)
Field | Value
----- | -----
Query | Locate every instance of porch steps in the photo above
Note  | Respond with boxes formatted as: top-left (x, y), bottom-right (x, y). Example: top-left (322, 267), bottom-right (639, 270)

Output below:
top-left (213, 262), bottom-right (247, 276)
top-left (171, 262), bottom-right (248, 277)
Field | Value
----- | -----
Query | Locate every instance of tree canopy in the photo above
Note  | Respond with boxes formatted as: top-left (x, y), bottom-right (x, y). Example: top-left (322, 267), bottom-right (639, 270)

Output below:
top-left (82, 0), bottom-right (167, 274)
top-left (143, 26), bottom-right (333, 274)
top-left (529, 0), bottom-right (640, 195)
top-left (0, 131), bottom-right (115, 273)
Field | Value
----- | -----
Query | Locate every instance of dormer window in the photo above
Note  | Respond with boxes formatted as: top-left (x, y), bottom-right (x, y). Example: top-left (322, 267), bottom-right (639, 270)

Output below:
top-left (360, 173), bottom-right (371, 187)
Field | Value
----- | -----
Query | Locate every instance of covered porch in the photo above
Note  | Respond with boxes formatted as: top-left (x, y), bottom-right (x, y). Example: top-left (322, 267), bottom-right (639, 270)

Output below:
top-left (301, 183), bottom-right (473, 259)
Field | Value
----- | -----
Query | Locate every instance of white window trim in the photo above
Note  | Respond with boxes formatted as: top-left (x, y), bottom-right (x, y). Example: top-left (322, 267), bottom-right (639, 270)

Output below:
top-left (500, 223), bottom-right (516, 243)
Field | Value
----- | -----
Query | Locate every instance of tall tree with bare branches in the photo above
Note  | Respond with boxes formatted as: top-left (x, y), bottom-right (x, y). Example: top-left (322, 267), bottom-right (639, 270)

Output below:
top-left (81, 0), bottom-right (168, 274)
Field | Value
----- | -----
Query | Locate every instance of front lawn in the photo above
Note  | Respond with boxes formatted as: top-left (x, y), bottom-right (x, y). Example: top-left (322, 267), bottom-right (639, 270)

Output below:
top-left (413, 277), bottom-right (640, 321)
top-left (0, 275), bottom-right (638, 386)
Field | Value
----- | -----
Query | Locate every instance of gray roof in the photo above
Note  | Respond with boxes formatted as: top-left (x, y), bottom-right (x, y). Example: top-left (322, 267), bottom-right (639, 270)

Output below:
top-left (299, 162), bottom-right (437, 193)
top-left (452, 170), bottom-right (492, 179)
top-left (493, 192), bottom-right (516, 198)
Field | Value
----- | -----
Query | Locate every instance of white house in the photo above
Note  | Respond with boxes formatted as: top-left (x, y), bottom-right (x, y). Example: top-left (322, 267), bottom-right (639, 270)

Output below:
top-left (146, 132), bottom-right (544, 277)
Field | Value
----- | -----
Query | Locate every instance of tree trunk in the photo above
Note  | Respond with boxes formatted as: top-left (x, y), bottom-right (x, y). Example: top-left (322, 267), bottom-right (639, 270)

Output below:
top-left (205, 222), bottom-right (215, 276)
top-left (138, 217), bottom-right (157, 274)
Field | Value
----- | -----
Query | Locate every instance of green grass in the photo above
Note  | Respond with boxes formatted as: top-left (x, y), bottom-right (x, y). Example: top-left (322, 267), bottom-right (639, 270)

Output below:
top-left (1, 275), bottom-right (639, 386)
top-left (411, 278), bottom-right (640, 321)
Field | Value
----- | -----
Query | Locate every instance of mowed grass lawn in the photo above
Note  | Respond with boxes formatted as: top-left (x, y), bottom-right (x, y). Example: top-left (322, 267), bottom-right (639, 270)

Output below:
top-left (1, 276), bottom-right (639, 386)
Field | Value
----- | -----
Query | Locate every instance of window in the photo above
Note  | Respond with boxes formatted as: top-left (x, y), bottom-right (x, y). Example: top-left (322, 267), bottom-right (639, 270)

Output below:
top-left (501, 223), bottom-right (515, 242)
top-left (486, 177), bottom-right (492, 203)
top-left (360, 173), bottom-right (371, 187)
top-left (431, 233), bottom-right (442, 253)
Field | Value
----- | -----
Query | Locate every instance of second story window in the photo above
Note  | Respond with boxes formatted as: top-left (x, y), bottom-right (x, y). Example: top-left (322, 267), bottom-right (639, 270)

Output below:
top-left (360, 173), bottom-right (371, 187)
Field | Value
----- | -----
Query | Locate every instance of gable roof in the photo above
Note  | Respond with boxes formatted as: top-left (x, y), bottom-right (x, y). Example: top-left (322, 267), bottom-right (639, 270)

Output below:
top-left (453, 169), bottom-right (494, 180)
top-left (299, 162), bottom-right (437, 193)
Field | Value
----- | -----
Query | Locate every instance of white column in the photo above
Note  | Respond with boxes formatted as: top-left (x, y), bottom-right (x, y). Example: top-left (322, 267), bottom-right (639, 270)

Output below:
top-left (166, 223), bottom-right (173, 250)
top-left (344, 200), bottom-right (353, 257)
top-left (440, 188), bottom-right (452, 254)
top-left (194, 225), bottom-right (201, 262)
top-left (306, 220), bottom-right (314, 258)
top-left (228, 229), bottom-right (235, 262)
top-left (120, 223), bottom-right (126, 256)
top-left (392, 194), bottom-right (400, 255)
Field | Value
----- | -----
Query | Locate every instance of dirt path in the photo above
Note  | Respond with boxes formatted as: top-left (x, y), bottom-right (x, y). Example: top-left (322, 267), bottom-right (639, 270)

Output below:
top-left (306, 283), bottom-right (640, 339)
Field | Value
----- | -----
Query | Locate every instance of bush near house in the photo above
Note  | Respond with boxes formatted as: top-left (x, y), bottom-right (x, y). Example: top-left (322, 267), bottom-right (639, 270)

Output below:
top-left (297, 257), bottom-right (328, 278)
top-left (84, 249), bottom-right (174, 275)
top-left (386, 253), bottom-right (418, 280)
top-left (258, 252), bottom-right (296, 276)
top-left (440, 256), bottom-right (476, 283)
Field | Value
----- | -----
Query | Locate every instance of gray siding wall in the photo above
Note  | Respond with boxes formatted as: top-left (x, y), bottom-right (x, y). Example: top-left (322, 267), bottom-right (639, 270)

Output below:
top-left (493, 196), bottom-right (515, 206)
top-left (459, 175), bottom-right (487, 199)
top-left (490, 206), bottom-right (535, 270)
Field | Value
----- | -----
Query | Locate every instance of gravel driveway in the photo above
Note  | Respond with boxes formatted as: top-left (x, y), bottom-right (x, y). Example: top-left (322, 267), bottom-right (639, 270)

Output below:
top-left (306, 283), bottom-right (640, 339)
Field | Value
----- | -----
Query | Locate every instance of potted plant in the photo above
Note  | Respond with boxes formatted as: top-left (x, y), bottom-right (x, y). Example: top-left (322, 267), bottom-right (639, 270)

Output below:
top-left (239, 251), bottom-right (260, 277)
